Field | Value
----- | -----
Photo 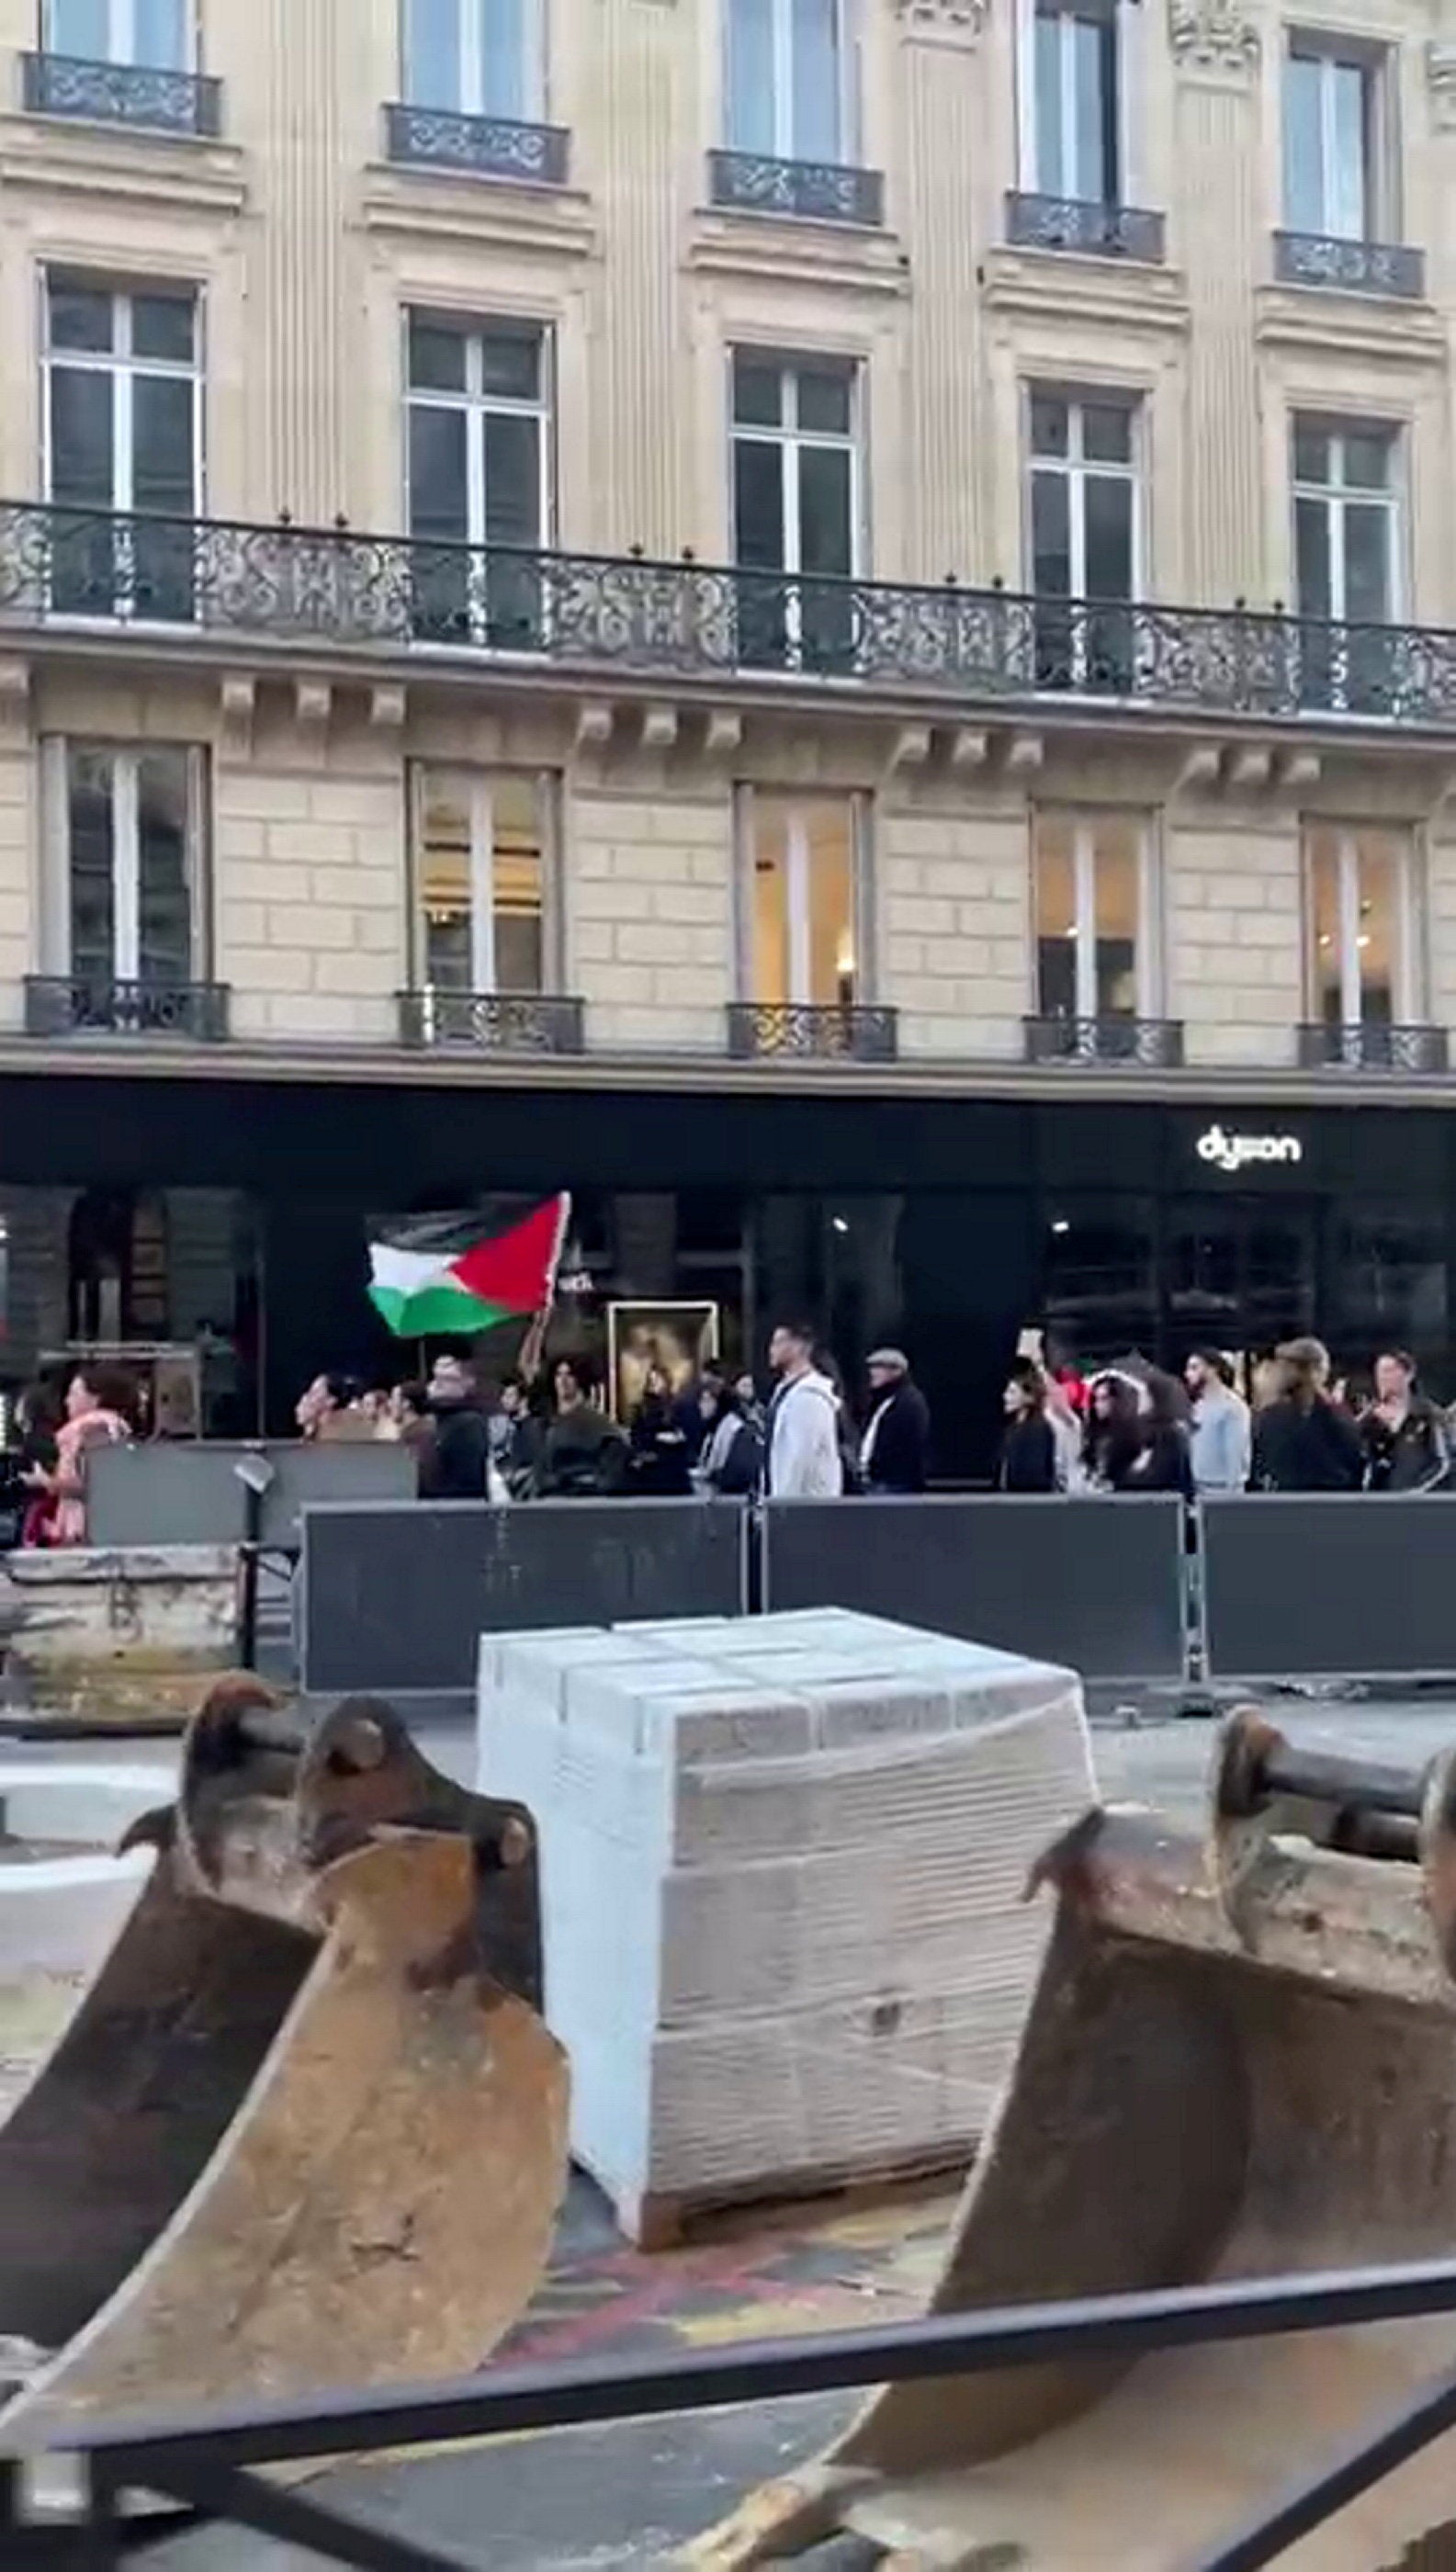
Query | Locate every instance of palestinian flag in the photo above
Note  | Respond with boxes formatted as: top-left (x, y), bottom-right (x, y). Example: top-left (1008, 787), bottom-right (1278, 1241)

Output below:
top-left (367, 1195), bottom-right (570, 1339)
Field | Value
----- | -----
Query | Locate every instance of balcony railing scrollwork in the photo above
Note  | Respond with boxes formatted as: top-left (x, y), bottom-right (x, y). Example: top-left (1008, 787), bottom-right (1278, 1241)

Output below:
top-left (384, 102), bottom-right (569, 185)
top-left (25, 976), bottom-right (231, 1042)
top-left (7, 503), bottom-right (1456, 730)
top-left (708, 148), bottom-right (883, 225)
top-left (398, 989), bottom-right (585, 1054)
top-left (728, 1003), bottom-right (898, 1063)
top-left (1273, 231), bottom-right (1425, 300)
top-left (1006, 192), bottom-right (1165, 263)
top-left (1297, 1021), bottom-right (1449, 1074)
top-left (21, 51), bottom-right (221, 137)
top-left (1025, 1015), bottom-right (1186, 1068)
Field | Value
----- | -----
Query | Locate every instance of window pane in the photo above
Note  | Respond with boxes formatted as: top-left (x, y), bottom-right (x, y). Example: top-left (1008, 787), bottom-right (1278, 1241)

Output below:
top-left (133, 0), bottom-right (189, 70)
top-left (733, 437), bottom-right (785, 568)
top-left (480, 327), bottom-right (541, 401)
top-left (1294, 495), bottom-right (1331, 617)
top-left (1356, 834), bottom-right (1397, 1024)
top-left (68, 747), bottom-right (116, 981)
top-left (408, 315), bottom-right (468, 392)
top-left (482, 411), bottom-right (540, 545)
top-left (1328, 60), bottom-right (1367, 240)
top-left (1283, 53), bottom-right (1325, 231)
top-left (136, 750), bottom-right (192, 984)
top-left (1093, 819), bottom-right (1138, 1017)
top-left (797, 446), bottom-right (852, 575)
top-left (1343, 430), bottom-right (1391, 491)
top-left (406, 0), bottom-right (463, 107)
top-left (1035, 816), bottom-right (1077, 1017)
top-left (132, 293), bottom-right (195, 365)
top-left (791, 0), bottom-right (841, 162)
top-left (480, 0), bottom-right (529, 118)
top-left (1032, 469), bottom-right (1071, 594)
top-left (1292, 421), bottom-right (1330, 485)
top-left (751, 799), bottom-right (790, 1003)
top-left (796, 363), bottom-right (852, 436)
top-left (1082, 401), bottom-right (1132, 465)
top-left (728, 0), bottom-right (775, 153)
top-left (806, 803), bottom-right (854, 1004)
top-left (1343, 502), bottom-right (1391, 622)
top-left (733, 355), bottom-right (783, 427)
top-left (1030, 393), bottom-right (1067, 457)
top-left (1307, 829), bottom-right (1342, 1021)
top-left (419, 778), bottom-right (473, 990)
top-left (1035, 9), bottom-right (1064, 194)
top-left (1083, 473), bottom-right (1133, 598)
top-left (1071, 11), bottom-right (1112, 201)
top-left (492, 776), bottom-right (544, 994)
top-left (48, 0), bottom-right (108, 61)
top-left (132, 375), bottom-right (195, 512)
top-left (48, 283), bottom-right (112, 353)
top-left (50, 366), bottom-right (114, 505)
top-left (409, 405), bottom-right (469, 538)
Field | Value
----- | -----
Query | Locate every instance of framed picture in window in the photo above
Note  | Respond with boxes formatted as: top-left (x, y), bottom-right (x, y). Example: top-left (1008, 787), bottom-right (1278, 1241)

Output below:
top-left (607, 1301), bottom-right (720, 1424)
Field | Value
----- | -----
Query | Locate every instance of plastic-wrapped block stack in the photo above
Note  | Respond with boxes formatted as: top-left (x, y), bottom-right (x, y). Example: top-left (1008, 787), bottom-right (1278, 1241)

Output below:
top-left (477, 1608), bottom-right (1095, 2247)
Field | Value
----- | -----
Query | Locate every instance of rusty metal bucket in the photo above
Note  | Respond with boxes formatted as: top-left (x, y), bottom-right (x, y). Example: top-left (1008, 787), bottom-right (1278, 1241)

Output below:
top-left (0, 1679), bottom-right (567, 2442)
top-left (690, 1712), bottom-right (1456, 2569)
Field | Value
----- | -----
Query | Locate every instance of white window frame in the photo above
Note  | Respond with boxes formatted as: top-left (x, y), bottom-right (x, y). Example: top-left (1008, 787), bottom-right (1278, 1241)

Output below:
top-left (1291, 417), bottom-right (1402, 624)
top-left (725, 0), bottom-right (854, 164)
top-left (1025, 387), bottom-right (1144, 599)
top-left (1305, 824), bottom-right (1416, 1025)
top-left (411, 765), bottom-right (556, 996)
top-left (401, 0), bottom-right (545, 121)
top-left (41, 737), bottom-right (208, 980)
top-left (43, 0), bottom-right (196, 67)
top-left (1283, 34), bottom-right (1391, 241)
top-left (41, 275), bottom-right (204, 523)
top-left (739, 787), bottom-right (870, 1007)
top-left (1017, 0), bottom-right (1141, 201)
top-left (404, 313), bottom-right (554, 552)
top-left (1035, 811), bottom-right (1154, 1020)
top-left (729, 354), bottom-right (863, 579)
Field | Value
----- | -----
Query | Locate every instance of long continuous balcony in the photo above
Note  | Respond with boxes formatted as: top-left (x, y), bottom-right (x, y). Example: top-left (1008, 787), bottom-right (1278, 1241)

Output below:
top-left (21, 51), bottom-right (221, 137)
top-left (6, 502), bottom-right (1456, 731)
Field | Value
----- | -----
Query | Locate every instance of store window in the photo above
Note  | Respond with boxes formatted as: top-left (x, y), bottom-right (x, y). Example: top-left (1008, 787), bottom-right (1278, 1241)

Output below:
top-left (44, 272), bottom-right (199, 618)
top-left (1034, 810), bottom-right (1146, 1024)
top-left (44, 740), bottom-right (206, 988)
top-left (1028, 387), bottom-right (1140, 687)
top-left (406, 310), bottom-right (550, 643)
top-left (745, 792), bottom-right (863, 1008)
top-left (1283, 36), bottom-right (1390, 243)
top-left (726, 0), bottom-right (851, 164)
top-left (44, 0), bottom-right (192, 66)
top-left (412, 767), bottom-right (552, 994)
top-left (1305, 822), bottom-right (1414, 1028)
top-left (401, 0), bottom-right (542, 121)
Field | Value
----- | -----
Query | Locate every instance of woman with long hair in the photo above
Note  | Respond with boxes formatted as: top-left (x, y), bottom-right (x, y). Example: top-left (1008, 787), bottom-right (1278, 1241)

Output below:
top-left (999, 1360), bottom-right (1059, 1493)
top-left (1251, 1337), bottom-right (1363, 1493)
top-left (31, 1363), bottom-right (135, 1548)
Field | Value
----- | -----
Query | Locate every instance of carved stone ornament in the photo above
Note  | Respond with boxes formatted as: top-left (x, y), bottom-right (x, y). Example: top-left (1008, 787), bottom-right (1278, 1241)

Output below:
top-left (1428, 42), bottom-right (1456, 130)
top-left (894, 0), bottom-right (988, 34)
top-left (1168, 0), bottom-right (1259, 74)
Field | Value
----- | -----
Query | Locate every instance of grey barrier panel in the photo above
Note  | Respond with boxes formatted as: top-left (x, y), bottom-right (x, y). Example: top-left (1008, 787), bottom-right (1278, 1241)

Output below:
top-left (86, 1441), bottom-right (416, 1551)
top-left (1202, 1493), bottom-right (1456, 1683)
top-left (299, 1498), bottom-right (750, 1710)
top-left (762, 1494), bottom-right (1189, 1683)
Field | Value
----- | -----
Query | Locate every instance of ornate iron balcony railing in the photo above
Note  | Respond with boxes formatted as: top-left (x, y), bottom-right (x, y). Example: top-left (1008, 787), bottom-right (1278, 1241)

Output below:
top-left (1273, 231), bottom-right (1425, 300)
top-left (1297, 1021), bottom-right (1449, 1074)
top-left (707, 149), bottom-right (883, 225)
top-left (384, 102), bottom-right (569, 186)
top-left (728, 1002), bottom-right (898, 1063)
top-left (1006, 193), bottom-right (1165, 263)
top-left (25, 976), bottom-right (231, 1041)
top-left (1025, 1015), bottom-right (1186, 1068)
top-left (398, 989), bottom-right (585, 1053)
top-left (7, 502), bottom-right (1456, 729)
top-left (22, 51), bottom-right (220, 137)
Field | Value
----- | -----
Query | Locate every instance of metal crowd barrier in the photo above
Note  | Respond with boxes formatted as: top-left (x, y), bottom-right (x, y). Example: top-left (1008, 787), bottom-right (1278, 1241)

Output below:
top-left (85, 1439), bottom-right (417, 1552)
top-left (1201, 1493), bottom-right (1456, 1686)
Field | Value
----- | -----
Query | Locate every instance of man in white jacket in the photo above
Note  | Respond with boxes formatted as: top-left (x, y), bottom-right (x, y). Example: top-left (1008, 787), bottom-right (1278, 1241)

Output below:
top-left (766, 1322), bottom-right (842, 1498)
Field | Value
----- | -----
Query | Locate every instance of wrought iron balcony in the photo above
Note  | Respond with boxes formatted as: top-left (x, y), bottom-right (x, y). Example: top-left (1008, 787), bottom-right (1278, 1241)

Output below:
top-left (25, 976), bottom-right (231, 1041)
top-left (384, 102), bottom-right (569, 186)
top-left (398, 989), bottom-right (585, 1053)
top-left (7, 502), bottom-right (1456, 731)
top-left (1025, 1015), bottom-right (1186, 1068)
top-left (1006, 193), bottom-right (1165, 263)
top-left (707, 149), bottom-right (883, 225)
top-left (1297, 1021), bottom-right (1449, 1074)
top-left (21, 51), bottom-right (221, 138)
top-left (1273, 231), bottom-right (1425, 300)
top-left (728, 1003), bottom-right (898, 1063)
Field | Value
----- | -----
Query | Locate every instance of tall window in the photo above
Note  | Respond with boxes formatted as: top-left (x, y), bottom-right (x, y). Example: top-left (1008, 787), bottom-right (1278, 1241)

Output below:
top-left (1034, 811), bottom-right (1146, 1023)
top-left (1283, 39), bottom-right (1385, 240)
top-left (727, 0), bottom-right (849, 165)
top-left (412, 769), bottom-right (551, 994)
top-left (746, 794), bottom-right (862, 1009)
top-left (401, 0), bottom-right (540, 122)
top-left (44, 274), bottom-right (199, 619)
top-left (1306, 824), bottom-right (1413, 1030)
top-left (731, 351), bottom-right (858, 670)
top-left (1292, 417), bottom-right (1399, 710)
top-left (45, 742), bottom-right (205, 989)
top-left (406, 310), bottom-right (549, 645)
top-left (44, 0), bottom-right (191, 66)
top-left (1028, 388), bottom-right (1139, 689)
top-left (1031, 0), bottom-right (1119, 202)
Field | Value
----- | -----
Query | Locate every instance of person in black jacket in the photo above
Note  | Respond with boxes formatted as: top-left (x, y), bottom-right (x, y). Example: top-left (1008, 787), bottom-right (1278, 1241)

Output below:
top-left (1252, 1337), bottom-right (1364, 1493)
top-left (1359, 1349), bottom-right (1450, 1492)
top-left (420, 1354), bottom-right (492, 1498)
top-left (1120, 1370), bottom-right (1195, 1498)
top-left (998, 1361), bottom-right (1059, 1493)
top-left (534, 1358), bottom-right (628, 1498)
top-left (858, 1348), bottom-right (931, 1494)
top-left (628, 1364), bottom-right (694, 1497)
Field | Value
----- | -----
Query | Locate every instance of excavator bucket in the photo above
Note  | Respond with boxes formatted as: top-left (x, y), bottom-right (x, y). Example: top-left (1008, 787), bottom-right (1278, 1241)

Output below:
top-left (692, 1711), bottom-right (1456, 2570)
top-left (0, 1678), bottom-right (568, 2442)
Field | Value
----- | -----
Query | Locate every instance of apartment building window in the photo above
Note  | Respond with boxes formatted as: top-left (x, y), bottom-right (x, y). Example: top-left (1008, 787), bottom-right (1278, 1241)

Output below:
top-left (44, 0), bottom-right (191, 67)
top-left (406, 310), bottom-right (549, 645)
top-left (1034, 812), bottom-right (1146, 1024)
top-left (1028, 388), bottom-right (1139, 690)
top-left (1293, 417), bottom-right (1400, 710)
top-left (44, 274), bottom-right (199, 620)
top-left (731, 350), bottom-right (858, 671)
top-left (1030, 0), bottom-right (1119, 202)
top-left (746, 794), bottom-right (863, 1010)
top-left (412, 768), bottom-right (551, 994)
top-left (44, 741), bottom-right (205, 989)
top-left (401, 0), bottom-right (541, 122)
top-left (1283, 38), bottom-right (1386, 242)
top-left (727, 0), bottom-right (850, 166)
top-left (1306, 824), bottom-right (1412, 1029)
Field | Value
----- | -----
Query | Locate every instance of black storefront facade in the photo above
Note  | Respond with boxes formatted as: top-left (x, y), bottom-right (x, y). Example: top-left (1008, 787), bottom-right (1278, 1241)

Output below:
top-left (4, 1066), bottom-right (1454, 1475)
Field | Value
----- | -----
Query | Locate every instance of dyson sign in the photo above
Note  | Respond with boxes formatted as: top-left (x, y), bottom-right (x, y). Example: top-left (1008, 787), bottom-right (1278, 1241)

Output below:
top-left (1196, 1123), bottom-right (1304, 1176)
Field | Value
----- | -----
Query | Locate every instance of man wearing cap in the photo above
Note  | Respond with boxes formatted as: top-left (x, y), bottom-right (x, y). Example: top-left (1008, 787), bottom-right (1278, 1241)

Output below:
top-left (859, 1348), bottom-right (931, 1495)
